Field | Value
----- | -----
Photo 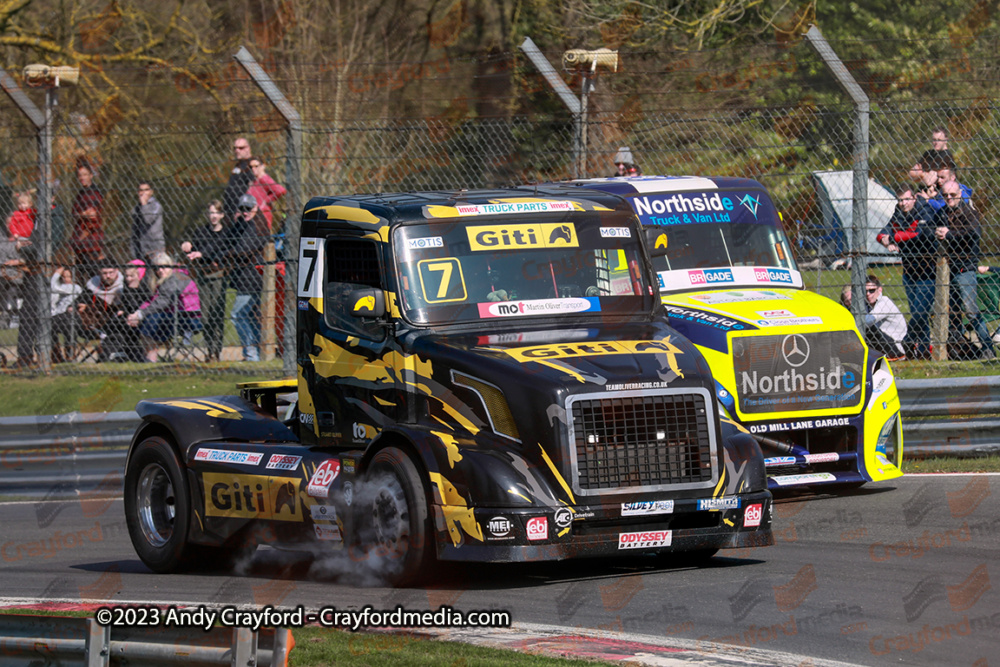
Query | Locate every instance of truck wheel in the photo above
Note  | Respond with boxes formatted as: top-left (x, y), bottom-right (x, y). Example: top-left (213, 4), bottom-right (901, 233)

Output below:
top-left (362, 447), bottom-right (434, 586)
top-left (124, 436), bottom-right (198, 573)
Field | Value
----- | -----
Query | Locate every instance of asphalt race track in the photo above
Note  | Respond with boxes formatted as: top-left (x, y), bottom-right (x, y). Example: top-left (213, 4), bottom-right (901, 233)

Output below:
top-left (1, 475), bottom-right (997, 666)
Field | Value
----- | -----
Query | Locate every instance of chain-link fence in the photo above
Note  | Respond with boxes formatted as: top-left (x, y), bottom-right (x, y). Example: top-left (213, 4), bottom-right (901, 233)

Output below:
top-left (2, 31), bottom-right (998, 374)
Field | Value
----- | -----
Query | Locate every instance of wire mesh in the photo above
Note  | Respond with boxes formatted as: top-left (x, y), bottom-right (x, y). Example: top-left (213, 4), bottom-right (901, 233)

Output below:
top-left (1, 34), bottom-right (998, 374)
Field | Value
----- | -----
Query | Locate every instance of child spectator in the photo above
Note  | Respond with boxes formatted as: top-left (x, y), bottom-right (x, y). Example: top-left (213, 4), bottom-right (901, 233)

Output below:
top-left (6, 191), bottom-right (36, 239)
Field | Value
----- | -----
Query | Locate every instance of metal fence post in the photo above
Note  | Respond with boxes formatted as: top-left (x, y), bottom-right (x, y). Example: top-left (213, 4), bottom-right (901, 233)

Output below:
top-left (0, 68), bottom-right (53, 371)
top-left (806, 25), bottom-right (870, 335)
top-left (234, 47), bottom-right (302, 375)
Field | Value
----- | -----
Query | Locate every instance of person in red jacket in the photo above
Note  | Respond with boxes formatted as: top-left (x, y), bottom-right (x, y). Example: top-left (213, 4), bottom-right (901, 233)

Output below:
top-left (69, 161), bottom-right (105, 277)
top-left (6, 191), bottom-right (36, 239)
top-left (245, 157), bottom-right (287, 232)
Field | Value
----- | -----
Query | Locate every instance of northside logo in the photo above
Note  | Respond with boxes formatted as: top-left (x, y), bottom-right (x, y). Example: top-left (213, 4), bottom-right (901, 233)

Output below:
top-left (754, 268), bottom-right (793, 284)
top-left (688, 269), bottom-right (734, 285)
top-left (467, 223), bottom-right (579, 252)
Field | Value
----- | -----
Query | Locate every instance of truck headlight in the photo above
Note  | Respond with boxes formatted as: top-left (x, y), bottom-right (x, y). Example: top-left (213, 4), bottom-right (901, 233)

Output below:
top-left (452, 372), bottom-right (521, 442)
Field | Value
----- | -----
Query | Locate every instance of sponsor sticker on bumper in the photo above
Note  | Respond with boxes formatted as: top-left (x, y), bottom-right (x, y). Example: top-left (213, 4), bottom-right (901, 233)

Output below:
top-left (772, 472), bottom-right (838, 486)
top-left (618, 530), bottom-right (672, 549)
top-left (698, 497), bottom-right (741, 510)
top-left (744, 503), bottom-right (763, 527)
top-left (621, 500), bottom-right (674, 516)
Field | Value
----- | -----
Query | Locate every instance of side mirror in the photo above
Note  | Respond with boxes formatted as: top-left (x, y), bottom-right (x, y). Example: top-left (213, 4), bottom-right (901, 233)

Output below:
top-left (644, 226), bottom-right (669, 258)
top-left (349, 288), bottom-right (386, 318)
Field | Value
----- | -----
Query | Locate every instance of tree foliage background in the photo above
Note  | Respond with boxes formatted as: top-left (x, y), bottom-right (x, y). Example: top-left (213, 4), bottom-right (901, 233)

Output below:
top-left (0, 0), bottom-right (998, 255)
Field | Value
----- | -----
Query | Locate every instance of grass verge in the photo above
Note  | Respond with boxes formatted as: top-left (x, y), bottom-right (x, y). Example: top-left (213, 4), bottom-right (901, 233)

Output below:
top-left (0, 610), bottom-right (611, 667)
top-left (903, 455), bottom-right (1000, 473)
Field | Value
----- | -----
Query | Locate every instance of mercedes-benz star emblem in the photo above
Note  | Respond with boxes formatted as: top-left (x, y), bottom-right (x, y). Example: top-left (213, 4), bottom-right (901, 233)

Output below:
top-left (781, 334), bottom-right (810, 367)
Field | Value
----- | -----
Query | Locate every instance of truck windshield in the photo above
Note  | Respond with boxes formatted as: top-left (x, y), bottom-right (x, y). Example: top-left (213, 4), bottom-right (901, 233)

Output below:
top-left (394, 213), bottom-right (655, 325)
top-left (632, 189), bottom-right (801, 292)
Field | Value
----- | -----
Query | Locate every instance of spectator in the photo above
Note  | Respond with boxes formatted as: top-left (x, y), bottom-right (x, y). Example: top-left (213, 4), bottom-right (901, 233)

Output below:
top-left (181, 199), bottom-right (228, 362)
top-left (0, 230), bottom-right (26, 329)
top-left (877, 185), bottom-right (937, 359)
top-left (69, 161), bottom-right (105, 276)
top-left (935, 181), bottom-right (994, 360)
top-left (844, 278), bottom-right (908, 359)
top-left (49, 266), bottom-right (84, 363)
top-left (915, 169), bottom-right (941, 210)
top-left (935, 166), bottom-right (974, 207)
top-left (224, 193), bottom-right (266, 362)
top-left (6, 191), bottom-right (36, 239)
top-left (107, 260), bottom-right (150, 362)
top-left (246, 157), bottom-right (287, 233)
top-left (908, 127), bottom-right (954, 182)
top-left (131, 181), bottom-right (166, 263)
top-left (223, 137), bottom-right (254, 222)
top-left (12, 236), bottom-right (40, 367)
top-left (611, 147), bottom-right (641, 177)
top-left (126, 252), bottom-right (201, 362)
top-left (85, 258), bottom-right (124, 307)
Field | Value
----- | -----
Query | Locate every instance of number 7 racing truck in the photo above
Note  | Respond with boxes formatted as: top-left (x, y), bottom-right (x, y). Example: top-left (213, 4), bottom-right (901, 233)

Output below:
top-left (568, 176), bottom-right (903, 492)
top-left (124, 185), bottom-right (773, 585)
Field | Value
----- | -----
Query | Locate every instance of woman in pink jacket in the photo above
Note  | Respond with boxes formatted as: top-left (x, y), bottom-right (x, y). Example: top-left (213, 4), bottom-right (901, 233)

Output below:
top-left (245, 157), bottom-right (286, 233)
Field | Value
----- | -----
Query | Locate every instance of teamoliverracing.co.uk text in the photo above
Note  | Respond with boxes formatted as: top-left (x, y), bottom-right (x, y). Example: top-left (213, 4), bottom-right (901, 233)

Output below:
top-left (94, 604), bottom-right (511, 632)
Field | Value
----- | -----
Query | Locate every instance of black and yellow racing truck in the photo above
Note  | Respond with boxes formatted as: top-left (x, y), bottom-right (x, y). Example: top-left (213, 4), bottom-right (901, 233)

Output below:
top-left (123, 185), bottom-right (773, 585)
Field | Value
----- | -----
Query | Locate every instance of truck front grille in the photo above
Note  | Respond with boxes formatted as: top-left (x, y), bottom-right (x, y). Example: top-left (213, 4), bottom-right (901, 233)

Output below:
top-left (568, 389), bottom-right (717, 494)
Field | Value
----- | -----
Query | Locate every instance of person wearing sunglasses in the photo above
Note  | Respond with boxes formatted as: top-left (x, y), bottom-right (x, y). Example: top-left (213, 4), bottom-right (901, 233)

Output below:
top-left (877, 184), bottom-right (937, 359)
top-left (841, 276), bottom-right (907, 360)
top-left (935, 182), bottom-right (993, 359)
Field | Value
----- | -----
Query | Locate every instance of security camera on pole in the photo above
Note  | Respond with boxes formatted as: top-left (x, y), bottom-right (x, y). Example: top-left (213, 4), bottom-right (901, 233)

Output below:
top-left (0, 63), bottom-right (80, 371)
top-left (519, 38), bottom-right (619, 178)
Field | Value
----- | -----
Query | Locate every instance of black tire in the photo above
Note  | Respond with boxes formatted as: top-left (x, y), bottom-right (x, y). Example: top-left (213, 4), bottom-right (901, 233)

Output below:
top-left (361, 447), bottom-right (435, 586)
top-left (124, 435), bottom-right (199, 573)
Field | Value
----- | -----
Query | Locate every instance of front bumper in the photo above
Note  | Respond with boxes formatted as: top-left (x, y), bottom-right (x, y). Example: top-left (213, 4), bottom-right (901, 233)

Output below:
top-left (433, 490), bottom-right (773, 563)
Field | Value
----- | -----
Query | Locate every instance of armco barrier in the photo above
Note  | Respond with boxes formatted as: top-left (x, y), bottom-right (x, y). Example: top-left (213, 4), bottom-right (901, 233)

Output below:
top-left (1, 378), bottom-right (998, 497)
top-left (0, 612), bottom-right (291, 667)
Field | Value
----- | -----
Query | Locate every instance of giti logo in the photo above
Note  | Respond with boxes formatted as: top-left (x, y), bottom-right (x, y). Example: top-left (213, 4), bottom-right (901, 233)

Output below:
top-left (354, 295), bottom-right (375, 312)
top-left (203, 473), bottom-right (302, 522)
top-left (502, 339), bottom-right (683, 379)
top-left (467, 223), bottom-right (579, 252)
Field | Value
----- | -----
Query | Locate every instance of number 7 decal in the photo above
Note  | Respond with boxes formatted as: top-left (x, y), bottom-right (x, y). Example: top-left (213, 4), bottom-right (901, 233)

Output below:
top-left (298, 238), bottom-right (324, 298)
top-left (418, 258), bottom-right (467, 303)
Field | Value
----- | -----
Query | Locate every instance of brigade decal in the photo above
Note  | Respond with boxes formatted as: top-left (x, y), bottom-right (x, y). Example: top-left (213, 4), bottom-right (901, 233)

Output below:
top-left (194, 448), bottom-right (263, 466)
top-left (203, 473), bottom-right (302, 521)
top-left (618, 530), bottom-right (672, 549)
top-left (688, 268), bottom-right (734, 286)
top-left (466, 223), bottom-right (579, 251)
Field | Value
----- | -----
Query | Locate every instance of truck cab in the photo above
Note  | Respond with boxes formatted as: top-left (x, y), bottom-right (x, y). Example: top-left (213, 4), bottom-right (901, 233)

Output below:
top-left (124, 185), bottom-right (772, 585)
top-left (568, 176), bottom-right (903, 491)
